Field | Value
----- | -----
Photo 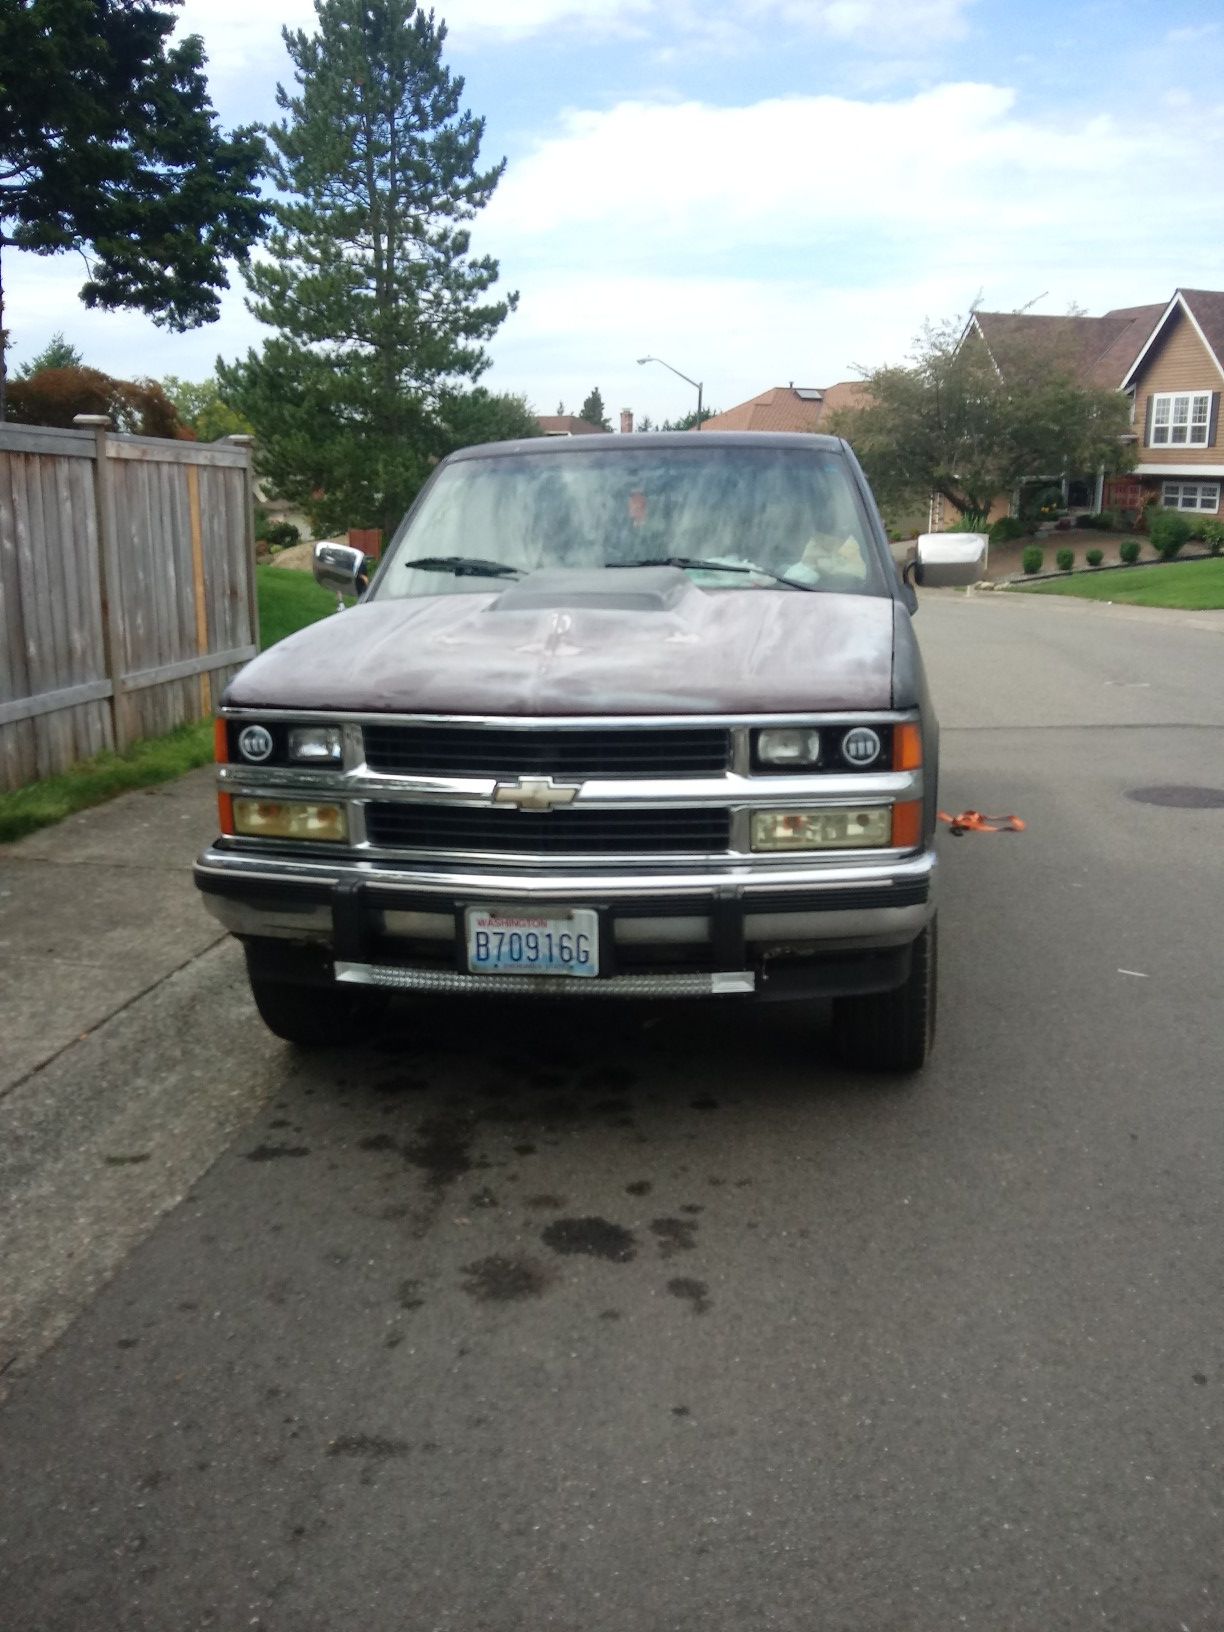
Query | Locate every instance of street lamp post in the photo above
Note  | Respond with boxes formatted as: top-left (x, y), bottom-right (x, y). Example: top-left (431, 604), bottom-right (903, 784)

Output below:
top-left (637, 355), bottom-right (704, 430)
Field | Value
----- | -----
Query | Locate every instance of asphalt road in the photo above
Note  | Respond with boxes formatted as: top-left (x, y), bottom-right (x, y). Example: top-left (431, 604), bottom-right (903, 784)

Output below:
top-left (2, 592), bottom-right (1224, 1632)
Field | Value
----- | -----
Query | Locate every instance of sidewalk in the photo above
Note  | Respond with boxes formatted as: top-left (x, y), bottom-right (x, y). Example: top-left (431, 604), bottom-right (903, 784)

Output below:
top-left (0, 767), bottom-right (223, 1097)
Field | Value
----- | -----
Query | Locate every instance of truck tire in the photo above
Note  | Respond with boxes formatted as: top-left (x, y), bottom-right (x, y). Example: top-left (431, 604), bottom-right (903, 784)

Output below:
top-left (245, 959), bottom-right (387, 1047)
top-left (832, 918), bottom-right (936, 1073)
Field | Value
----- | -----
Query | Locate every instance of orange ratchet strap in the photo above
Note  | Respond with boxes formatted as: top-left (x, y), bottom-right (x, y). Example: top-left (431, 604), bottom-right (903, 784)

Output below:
top-left (938, 809), bottom-right (1027, 836)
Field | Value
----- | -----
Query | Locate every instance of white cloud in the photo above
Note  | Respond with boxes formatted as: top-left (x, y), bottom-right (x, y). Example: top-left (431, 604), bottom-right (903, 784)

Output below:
top-left (1165, 22), bottom-right (1220, 44)
top-left (483, 83), bottom-right (1189, 254)
top-left (475, 80), bottom-right (1224, 415)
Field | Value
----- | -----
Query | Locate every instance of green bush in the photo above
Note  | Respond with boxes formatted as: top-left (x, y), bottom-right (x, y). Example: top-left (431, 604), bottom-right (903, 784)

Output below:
top-left (1075, 510), bottom-right (1122, 531)
top-left (1056, 547), bottom-right (1074, 572)
top-left (1086, 548), bottom-right (1104, 567)
top-left (990, 516), bottom-right (1028, 544)
top-left (1149, 509), bottom-right (1192, 560)
top-left (1021, 545), bottom-right (1044, 575)
top-left (1200, 518), bottom-right (1224, 555)
top-left (1120, 539), bottom-right (1141, 565)
top-left (948, 514), bottom-right (990, 533)
top-left (263, 520), bottom-right (301, 551)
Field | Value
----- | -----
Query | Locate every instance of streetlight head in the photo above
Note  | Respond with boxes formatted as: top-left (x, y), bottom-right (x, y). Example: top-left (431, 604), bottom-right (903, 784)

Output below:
top-left (636, 356), bottom-right (652, 365)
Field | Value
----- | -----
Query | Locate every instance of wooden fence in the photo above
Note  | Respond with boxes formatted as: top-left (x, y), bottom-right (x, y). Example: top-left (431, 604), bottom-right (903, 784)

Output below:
top-left (0, 416), bottom-right (258, 792)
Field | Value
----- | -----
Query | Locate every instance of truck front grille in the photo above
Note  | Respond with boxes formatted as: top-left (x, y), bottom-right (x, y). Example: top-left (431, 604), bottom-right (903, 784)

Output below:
top-left (363, 724), bottom-right (731, 778)
top-left (364, 803), bottom-right (732, 856)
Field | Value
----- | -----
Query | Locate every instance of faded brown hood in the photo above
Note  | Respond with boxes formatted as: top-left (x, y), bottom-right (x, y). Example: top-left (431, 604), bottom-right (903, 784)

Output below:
top-left (225, 576), bottom-right (895, 716)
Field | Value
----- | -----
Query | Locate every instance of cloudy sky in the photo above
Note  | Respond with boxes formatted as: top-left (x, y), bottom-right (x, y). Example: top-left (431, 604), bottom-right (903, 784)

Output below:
top-left (7, 0), bottom-right (1224, 424)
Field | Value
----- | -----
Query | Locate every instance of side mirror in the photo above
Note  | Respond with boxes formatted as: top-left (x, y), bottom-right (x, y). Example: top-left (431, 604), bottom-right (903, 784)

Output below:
top-left (914, 532), bottom-right (987, 588)
top-left (313, 540), bottom-right (366, 598)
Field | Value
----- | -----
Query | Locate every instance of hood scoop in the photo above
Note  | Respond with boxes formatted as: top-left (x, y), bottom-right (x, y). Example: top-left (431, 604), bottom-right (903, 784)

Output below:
top-left (488, 566), bottom-right (695, 614)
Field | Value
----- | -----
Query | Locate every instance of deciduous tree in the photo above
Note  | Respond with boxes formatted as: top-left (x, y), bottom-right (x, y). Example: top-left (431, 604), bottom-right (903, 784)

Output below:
top-left (0, 0), bottom-right (267, 418)
top-left (826, 314), bottom-right (1134, 526)
top-left (5, 366), bottom-right (185, 436)
top-left (435, 388), bottom-right (541, 454)
top-left (160, 374), bottom-right (253, 442)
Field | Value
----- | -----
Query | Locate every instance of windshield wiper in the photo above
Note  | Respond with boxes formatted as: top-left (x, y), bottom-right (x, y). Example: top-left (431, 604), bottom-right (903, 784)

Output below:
top-left (608, 556), bottom-right (819, 592)
top-left (400, 555), bottom-right (522, 579)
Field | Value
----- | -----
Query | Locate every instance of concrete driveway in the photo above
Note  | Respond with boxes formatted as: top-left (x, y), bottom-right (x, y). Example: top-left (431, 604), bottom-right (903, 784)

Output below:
top-left (1, 591), bottom-right (1223, 1631)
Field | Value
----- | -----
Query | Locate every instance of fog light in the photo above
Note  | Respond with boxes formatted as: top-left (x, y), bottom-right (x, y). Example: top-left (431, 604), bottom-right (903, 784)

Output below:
top-left (841, 726), bottom-right (882, 767)
top-left (756, 728), bottom-right (821, 767)
top-left (750, 806), bottom-right (891, 851)
top-left (232, 798), bottom-right (348, 842)
top-left (288, 725), bottom-right (344, 764)
top-left (237, 723), bottom-right (275, 763)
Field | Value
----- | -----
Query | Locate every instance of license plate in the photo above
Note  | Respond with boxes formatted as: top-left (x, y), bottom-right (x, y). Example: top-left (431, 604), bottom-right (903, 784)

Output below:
top-left (465, 907), bottom-right (599, 978)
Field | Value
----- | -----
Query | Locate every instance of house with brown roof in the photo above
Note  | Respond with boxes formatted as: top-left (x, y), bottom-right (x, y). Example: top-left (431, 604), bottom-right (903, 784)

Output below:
top-left (699, 382), bottom-right (867, 435)
top-left (535, 414), bottom-right (611, 437)
top-left (1113, 290), bottom-right (1224, 521)
top-left (961, 292), bottom-right (1223, 523)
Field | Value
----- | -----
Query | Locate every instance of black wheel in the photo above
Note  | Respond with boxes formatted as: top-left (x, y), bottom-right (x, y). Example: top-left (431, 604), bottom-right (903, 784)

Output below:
top-left (245, 956), bottom-right (387, 1046)
top-left (832, 918), bottom-right (937, 1073)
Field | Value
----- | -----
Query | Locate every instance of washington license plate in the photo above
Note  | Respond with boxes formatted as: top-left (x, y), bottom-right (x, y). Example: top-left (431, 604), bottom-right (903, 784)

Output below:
top-left (465, 908), bottom-right (599, 978)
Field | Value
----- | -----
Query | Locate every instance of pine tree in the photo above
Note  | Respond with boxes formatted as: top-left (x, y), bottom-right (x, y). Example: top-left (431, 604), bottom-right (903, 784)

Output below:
top-left (218, 0), bottom-right (516, 536)
top-left (18, 332), bottom-right (84, 376)
top-left (579, 387), bottom-right (610, 430)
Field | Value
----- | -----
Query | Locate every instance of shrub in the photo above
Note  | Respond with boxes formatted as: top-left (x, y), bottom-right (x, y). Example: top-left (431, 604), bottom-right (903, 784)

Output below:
top-left (1200, 518), bottom-right (1224, 555)
top-left (1086, 547), bottom-right (1104, 567)
top-left (1021, 545), bottom-right (1044, 575)
top-left (263, 521), bottom-right (301, 551)
top-left (948, 514), bottom-right (990, 533)
top-left (1056, 547), bottom-right (1074, 572)
top-left (989, 516), bottom-right (1028, 544)
top-left (1148, 509), bottom-right (1192, 560)
top-left (1075, 510), bottom-right (1121, 531)
top-left (1119, 539), bottom-right (1141, 564)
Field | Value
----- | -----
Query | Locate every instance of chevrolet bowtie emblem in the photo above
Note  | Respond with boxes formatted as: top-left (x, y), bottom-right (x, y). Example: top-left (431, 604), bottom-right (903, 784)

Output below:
top-left (493, 775), bottom-right (580, 812)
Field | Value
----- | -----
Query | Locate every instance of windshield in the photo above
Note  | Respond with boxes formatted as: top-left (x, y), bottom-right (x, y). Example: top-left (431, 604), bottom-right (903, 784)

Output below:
top-left (373, 444), bottom-right (888, 600)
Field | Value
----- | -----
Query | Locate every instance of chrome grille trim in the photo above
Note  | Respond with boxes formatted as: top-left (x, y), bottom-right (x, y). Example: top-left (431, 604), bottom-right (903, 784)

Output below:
top-left (335, 962), bottom-right (756, 997)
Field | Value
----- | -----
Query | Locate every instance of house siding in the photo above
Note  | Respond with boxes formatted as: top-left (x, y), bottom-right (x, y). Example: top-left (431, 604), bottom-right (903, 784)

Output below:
top-left (1133, 308), bottom-right (1224, 468)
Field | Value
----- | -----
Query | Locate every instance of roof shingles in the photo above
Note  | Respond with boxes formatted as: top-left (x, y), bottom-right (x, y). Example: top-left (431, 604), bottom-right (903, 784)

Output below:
top-left (700, 382), bottom-right (866, 435)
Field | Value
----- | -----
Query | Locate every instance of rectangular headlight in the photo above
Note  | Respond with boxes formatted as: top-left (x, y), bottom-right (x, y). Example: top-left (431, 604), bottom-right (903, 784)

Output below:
top-left (288, 726), bottom-right (344, 764)
top-left (232, 798), bottom-right (348, 843)
top-left (756, 727), bottom-right (821, 767)
top-left (750, 806), bottom-right (891, 851)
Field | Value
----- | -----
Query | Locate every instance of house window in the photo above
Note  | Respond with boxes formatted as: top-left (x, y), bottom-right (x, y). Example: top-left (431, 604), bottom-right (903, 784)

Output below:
top-left (1150, 392), bottom-right (1212, 446)
top-left (1161, 481), bottom-right (1220, 513)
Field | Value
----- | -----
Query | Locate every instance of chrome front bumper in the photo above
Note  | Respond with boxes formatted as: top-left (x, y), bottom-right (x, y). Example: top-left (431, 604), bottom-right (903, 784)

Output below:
top-left (196, 843), bottom-right (935, 1000)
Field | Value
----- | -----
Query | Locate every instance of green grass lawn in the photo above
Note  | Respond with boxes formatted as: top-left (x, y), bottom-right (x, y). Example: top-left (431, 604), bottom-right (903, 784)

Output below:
top-left (0, 566), bottom-right (342, 843)
top-left (1015, 556), bottom-right (1224, 611)
top-left (257, 563), bottom-right (345, 647)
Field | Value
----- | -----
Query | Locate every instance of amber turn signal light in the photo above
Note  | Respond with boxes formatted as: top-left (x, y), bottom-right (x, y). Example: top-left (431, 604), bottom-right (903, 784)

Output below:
top-left (214, 717), bottom-right (228, 764)
top-left (892, 722), bottom-right (923, 771)
top-left (890, 799), bottom-right (923, 849)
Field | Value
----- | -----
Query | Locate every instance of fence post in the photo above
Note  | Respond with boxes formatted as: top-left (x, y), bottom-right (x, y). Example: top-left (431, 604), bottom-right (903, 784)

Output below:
top-left (74, 414), bottom-right (134, 751)
top-left (225, 435), bottom-right (260, 652)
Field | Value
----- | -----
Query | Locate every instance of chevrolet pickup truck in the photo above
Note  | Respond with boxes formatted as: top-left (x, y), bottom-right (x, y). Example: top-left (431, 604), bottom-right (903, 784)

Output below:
top-left (194, 432), bottom-right (982, 1070)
